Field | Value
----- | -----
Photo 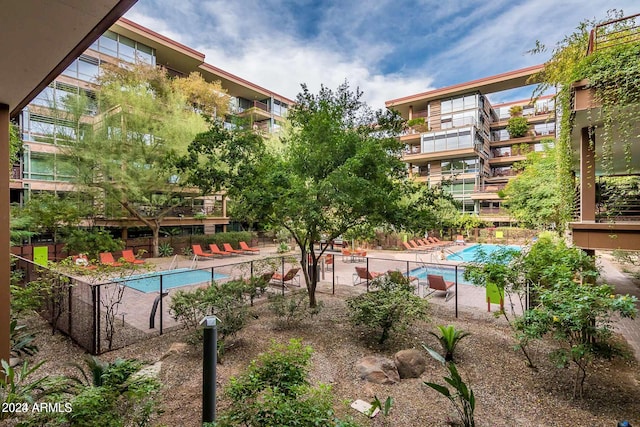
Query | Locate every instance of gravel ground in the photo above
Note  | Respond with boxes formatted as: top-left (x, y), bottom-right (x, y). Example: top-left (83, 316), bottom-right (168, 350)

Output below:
top-left (13, 288), bottom-right (640, 427)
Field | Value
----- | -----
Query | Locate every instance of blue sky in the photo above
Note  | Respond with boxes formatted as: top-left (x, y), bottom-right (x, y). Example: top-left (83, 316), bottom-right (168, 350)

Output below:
top-left (125, 1), bottom-right (638, 109)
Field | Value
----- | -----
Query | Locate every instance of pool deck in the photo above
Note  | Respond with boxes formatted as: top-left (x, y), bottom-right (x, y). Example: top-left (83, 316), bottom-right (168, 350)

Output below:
top-left (88, 243), bottom-right (640, 360)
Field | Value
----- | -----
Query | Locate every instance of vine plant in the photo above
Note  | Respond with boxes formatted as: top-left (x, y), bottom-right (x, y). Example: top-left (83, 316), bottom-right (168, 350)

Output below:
top-left (530, 10), bottom-right (640, 228)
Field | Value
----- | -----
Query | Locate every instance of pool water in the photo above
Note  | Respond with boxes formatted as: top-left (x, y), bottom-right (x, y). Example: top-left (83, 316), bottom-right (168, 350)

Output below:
top-left (115, 268), bottom-right (228, 293)
top-left (408, 266), bottom-right (469, 285)
top-left (446, 244), bottom-right (521, 262)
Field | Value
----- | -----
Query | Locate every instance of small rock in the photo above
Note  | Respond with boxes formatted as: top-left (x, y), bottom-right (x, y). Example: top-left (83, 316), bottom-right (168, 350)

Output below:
top-left (356, 356), bottom-right (399, 384)
top-left (9, 357), bottom-right (21, 368)
top-left (132, 361), bottom-right (162, 380)
top-left (394, 349), bottom-right (427, 379)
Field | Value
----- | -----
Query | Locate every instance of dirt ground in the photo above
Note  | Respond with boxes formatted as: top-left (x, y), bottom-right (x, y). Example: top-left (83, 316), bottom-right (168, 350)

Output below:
top-left (12, 282), bottom-right (640, 427)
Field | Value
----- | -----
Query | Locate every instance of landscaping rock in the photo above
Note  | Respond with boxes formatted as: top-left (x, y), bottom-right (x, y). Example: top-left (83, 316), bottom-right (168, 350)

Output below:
top-left (356, 356), bottom-right (399, 384)
top-left (9, 357), bottom-right (21, 368)
top-left (394, 349), bottom-right (426, 379)
top-left (132, 361), bottom-right (162, 380)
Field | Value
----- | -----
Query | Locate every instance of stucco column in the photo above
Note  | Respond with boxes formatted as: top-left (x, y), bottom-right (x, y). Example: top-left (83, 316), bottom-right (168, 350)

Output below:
top-left (1, 104), bottom-right (10, 363)
top-left (408, 105), bottom-right (413, 120)
top-left (580, 127), bottom-right (596, 222)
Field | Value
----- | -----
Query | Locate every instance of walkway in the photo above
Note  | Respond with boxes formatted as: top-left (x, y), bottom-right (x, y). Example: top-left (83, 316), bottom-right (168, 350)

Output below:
top-left (599, 253), bottom-right (640, 360)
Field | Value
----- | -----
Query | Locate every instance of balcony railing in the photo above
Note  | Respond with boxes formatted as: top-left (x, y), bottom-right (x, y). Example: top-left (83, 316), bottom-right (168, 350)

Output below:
top-left (474, 184), bottom-right (506, 193)
top-left (587, 13), bottom-right (640, 55)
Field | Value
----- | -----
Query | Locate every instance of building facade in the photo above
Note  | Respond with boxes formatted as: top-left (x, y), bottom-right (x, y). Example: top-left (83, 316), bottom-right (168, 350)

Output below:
top-left (385, 65), bottom-right (556, 224)
top-left (10, 17), bottom-right (293, 239)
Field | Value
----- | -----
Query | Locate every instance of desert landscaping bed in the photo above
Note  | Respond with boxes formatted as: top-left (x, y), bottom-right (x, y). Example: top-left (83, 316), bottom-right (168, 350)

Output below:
top-left (16, 286), bottom-right (640, 427)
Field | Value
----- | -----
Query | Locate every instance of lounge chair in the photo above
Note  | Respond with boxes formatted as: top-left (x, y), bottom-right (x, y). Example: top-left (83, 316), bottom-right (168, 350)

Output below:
top-left (431, 236), bottom-right (453, 246)
top-left (402, 241), bottom-right (425, 252)
top-left (271, 267), bottom-right (300, 288)
top-left (239, 241), bottom-right (260, 254)
top-left (341, 248), bottom-right (354, 262)
top-left (223, 243), bottom-right (244, 255)
top-left (455, 235), bottom-right (466, 245)
top-left (325, 254), bottom-right (334, 271)
top-left (99, 252), bottom-right (123, 267)
top-left (426, 274), bottom-right (455, 301)
top-left (353, 266), bottom-right (384, 285)
top-left (209, 244), bottom-right (231, 256)
top-left (122, 249), bottom-right (145, 264)
top-left (192, 244), bottom-right (215, 259)
top-left (426, 237), bottom-right (448, 248)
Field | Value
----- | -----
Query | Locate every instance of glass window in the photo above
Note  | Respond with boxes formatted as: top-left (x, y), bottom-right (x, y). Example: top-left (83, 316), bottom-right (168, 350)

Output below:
top-left (136, 43), bottom-right (154, 64)
top-left (119, 36), bottom-right (136, 62)
top-left (99, 31), bottom-right (118, 56)
top-left (33, 86), bottom-right (54, 107)
top-left (441, 100), bottom-right (452, 114)
top-left (458, 130), bottom-right (472, 148)
top-left (61, 59), bottom-right (77, 78)
top-left (464, 95), bottom-right (476, 109)
top-left (451, 97), bottom-right (464, 112)
top-left (78, 57), bottom-right (99, 82)
top-left (30, 153), bottom-right (55, 180)
top-left (434, 134), bottom-right (446, 151)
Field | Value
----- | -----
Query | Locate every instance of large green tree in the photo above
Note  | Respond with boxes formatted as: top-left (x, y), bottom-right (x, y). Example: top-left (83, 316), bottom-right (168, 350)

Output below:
top-left (60, 63), bottom-right (230, 256)
top-left (499, 143), bottom-right (561, 230)
top-left (228, 82), bottom-right (409, 307)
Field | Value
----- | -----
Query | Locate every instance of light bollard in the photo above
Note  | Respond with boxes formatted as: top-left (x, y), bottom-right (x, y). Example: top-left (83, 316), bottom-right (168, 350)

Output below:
top-left (201, 316), bottom-right (220, 424)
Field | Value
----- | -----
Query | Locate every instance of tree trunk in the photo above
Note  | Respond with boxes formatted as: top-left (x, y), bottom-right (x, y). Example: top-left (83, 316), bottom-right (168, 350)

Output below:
top-left (151, 221), bottom-right (160, 257)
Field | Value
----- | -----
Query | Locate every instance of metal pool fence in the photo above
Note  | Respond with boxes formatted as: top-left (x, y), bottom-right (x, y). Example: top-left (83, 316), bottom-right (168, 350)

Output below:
top-left (12, 252), bottom-right (468, 355)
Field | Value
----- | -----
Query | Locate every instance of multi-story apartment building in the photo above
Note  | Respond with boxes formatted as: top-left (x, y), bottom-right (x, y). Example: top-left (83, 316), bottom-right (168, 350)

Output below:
top-left (10, 17), bottom-right (293, 239)
top-left (385, 65), bottom-right (555, 224)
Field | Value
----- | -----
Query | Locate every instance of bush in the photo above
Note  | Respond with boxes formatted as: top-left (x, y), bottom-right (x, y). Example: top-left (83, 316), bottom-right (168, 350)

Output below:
top-left (506, 116), bottom-right (529, 138)
top-left (268, 291), bottom-right (322, 329)
top-left (216, 339), bottom-right (358, 427)
top-left (158, 242), bottom-right (174, 257)
top-left (169, 280), bottom-right (248, 344)
top-left (63, 228), bottom-right (124, 260)
top-left (347, 272), bottom-right (429, 345)
top-left (24, 358), bottom-right (161, 427)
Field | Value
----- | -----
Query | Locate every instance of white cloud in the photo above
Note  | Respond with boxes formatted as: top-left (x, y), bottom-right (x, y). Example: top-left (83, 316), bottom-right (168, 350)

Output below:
top-left (125, 0), bottom-right (640, 109)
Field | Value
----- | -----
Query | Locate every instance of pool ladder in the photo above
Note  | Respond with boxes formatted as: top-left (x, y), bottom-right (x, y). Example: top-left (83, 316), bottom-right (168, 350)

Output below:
top-left (168, 254), bottom-right (180, 270)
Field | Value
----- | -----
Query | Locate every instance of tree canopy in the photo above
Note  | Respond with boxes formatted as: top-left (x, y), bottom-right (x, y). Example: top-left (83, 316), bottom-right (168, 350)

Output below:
top-left (499, 143), bottom-right (561, 230)
top-left (225, 82), bottom-right (410, 306)
top-left (60, 62), bottom-right (230, 256)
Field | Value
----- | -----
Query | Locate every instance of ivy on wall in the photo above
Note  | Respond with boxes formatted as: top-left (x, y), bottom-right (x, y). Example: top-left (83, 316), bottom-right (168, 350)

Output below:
top-left (530, 10), bottom-right (640, 227)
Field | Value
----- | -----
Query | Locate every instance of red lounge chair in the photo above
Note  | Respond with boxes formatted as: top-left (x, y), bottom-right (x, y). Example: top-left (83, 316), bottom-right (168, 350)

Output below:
top-left (431, 236), bottom-right (452, 246)
top-left (325, 254), bottom-right (334, 271)
top-left (122, 249), bottom-right (145, 264)
top-left (209, 244), bottom-right (231, 256)
top-left (341, 248), bottom-right (353, 262)
top-left (353, 266), bottom-right (384, 285)
top-left (192, 244), bottom-right (215, 259)
top-left (455, 235), bottom-right (466, 245)
top-left (271, 267), bottom-right (300, 287)
top-left (99, 252), bottom-right (123, 267)
top-left (223, 243), bottom-right (244, 255)
top-left (427, 274), bottom-right (455, 301)
top-left (239, 241), bottom-right (260, 254)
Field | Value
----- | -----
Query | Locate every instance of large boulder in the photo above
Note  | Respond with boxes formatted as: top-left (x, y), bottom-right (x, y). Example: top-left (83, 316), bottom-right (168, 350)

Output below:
top-left (394, 349), bottom-right (426, 379)
top-left (356, 356), bottom-right (400, 384)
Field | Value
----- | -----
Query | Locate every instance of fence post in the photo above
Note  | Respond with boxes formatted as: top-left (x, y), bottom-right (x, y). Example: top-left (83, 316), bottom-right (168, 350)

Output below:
top-left (281, 256), bottom-right (285, 296)
top-left (454, 265), bottom-right (459, 318)
top-left (159, 275), bottom-right (164, 335)
top-left (96, 285), bottom-right (101, 354)
top-left (68, 280), bottom-right (73, 337)
top-left (366, 258), bottom-right (370, 292)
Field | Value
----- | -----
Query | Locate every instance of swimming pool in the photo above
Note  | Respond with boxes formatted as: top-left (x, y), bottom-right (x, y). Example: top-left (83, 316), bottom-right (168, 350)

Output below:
top-left (446, 244), bottom-right (521, 262)
top-left (115, 268), bottom-right (228, 293)
top-left (408, 266), bottom-right (469, 285)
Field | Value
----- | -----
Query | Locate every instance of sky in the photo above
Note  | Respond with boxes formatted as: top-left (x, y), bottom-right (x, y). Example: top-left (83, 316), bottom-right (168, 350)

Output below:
top-left (124, 1), bottom-right (638, 109)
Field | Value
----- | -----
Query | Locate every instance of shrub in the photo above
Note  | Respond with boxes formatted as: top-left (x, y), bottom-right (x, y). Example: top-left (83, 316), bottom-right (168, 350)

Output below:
top-left (347, 272), bottom-right (429, 345)
top-left (268, 291), bottom-right (322, 329)
top-left (169, 280), bottom-right (248, 345)
top-left (63, 228), bottom-right (124, 260)
top-left (27, 358), bottom-right (162, 427)
top-left (216, 339), bottom-right (358, 427)
top-left (158, 242), bottom-right (174, 257)
top-left (506, 116), bottom-right (529, 138)
top-left (428, 325), bottom-right (470, 362)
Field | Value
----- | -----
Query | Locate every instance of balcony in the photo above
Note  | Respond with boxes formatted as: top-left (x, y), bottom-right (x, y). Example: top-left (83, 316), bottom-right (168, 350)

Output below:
top-left (236, 100), bottom-right (272, 121)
